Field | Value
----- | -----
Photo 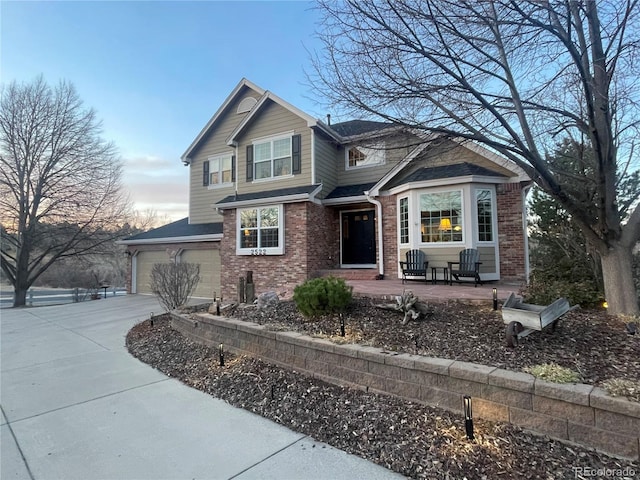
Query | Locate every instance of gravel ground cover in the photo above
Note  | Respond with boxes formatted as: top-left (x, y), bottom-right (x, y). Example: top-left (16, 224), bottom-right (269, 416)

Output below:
top-left (126, 298), bottom-right (639, 479)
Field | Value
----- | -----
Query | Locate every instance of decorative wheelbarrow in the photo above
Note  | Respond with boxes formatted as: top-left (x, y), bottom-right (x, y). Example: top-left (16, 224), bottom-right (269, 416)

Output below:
top-left (502, 293), bottom-right (577, 347)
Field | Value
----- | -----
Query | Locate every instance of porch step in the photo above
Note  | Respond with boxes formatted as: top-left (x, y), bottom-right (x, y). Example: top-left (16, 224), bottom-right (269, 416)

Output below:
top-left (317, 269), bottom-right (380, 281)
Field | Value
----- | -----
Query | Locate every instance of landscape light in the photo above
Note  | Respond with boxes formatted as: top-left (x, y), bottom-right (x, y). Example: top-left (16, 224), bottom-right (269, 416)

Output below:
top-left (340, 314), bottom-right (345, 337)
top-left (219, 343), bottom-right (224, 367)
top-left (492, 288), bottom-right (498, 310)
top-left (463, 395), bottom-right (474, 440)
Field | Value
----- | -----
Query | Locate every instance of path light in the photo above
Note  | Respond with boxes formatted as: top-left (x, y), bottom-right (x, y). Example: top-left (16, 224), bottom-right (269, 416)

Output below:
top-left (340, 314), bottom-right (345, 337)
top-left (492, 288), bottom-right (498, 310)
top-left (219, 343), bottom-right (224, 367)
top-left (463, 396), bottom-right (474, 440)
top-left (150, 312), bottom-right (154, 327)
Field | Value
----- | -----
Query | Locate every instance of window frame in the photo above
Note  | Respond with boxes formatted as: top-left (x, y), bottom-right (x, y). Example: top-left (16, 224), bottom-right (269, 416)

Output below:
top-left (476, 187), bottom-right (495, 243)
top-left (207, 153), bottom-right (234, 188)
top-left (418, 189), bottom-right (464, 245)
top-left (399, 196), bottom-right (409, 245)
top-left (345, 143), bottom-right (386, 170)
top-left (252, 133), bottom-right (293, 181)
top-left (236, 204), bottom-right (285, 256)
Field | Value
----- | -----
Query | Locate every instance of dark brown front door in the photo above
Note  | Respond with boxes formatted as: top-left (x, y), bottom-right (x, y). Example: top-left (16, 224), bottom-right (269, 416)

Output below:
top-left (341, 210), bottom-right (376, 265)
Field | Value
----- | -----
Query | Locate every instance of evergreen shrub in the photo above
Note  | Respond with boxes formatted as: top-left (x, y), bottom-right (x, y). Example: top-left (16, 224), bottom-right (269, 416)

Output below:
top-left (293, 277), bottom-right (353, 317)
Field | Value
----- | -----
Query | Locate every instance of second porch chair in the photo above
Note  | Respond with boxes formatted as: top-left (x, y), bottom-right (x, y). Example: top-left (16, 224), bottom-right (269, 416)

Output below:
top-left (448, 248), bottom-right (482, 287)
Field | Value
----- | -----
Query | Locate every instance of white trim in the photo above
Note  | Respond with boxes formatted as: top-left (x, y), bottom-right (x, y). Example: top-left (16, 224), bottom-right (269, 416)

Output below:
top-left (252, 132), bottom-right (294, 180)
top-left (131, 251), bottom-right (138, 294)
top-left (322, 195), bottom-right (368, 206)
top-left (366, 196), bottom-right (384, 277)
top-left (339, 208), bottom-right (377, 267)
top-left (236, 204), bottom-right (285, 256)
top-left (118, 234), bottom-right (222, 246)
top-left (311, 130), bottom-right (316, 184)
top-left (215, 187), bottom-right (321, 210)
top-left (388, 175), bottom-right (515, 196)
top-left (367, 141), bottom-right (431, 196)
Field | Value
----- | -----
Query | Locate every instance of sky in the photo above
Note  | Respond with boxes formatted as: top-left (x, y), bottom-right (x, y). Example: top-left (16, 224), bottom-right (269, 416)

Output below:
top-left (1, 0), bottom-right (328, 223)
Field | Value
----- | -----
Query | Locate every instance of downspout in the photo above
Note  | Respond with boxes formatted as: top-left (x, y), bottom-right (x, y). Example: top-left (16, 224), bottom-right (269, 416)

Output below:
top-left (366, 194), bottom-right (384, 278)
top-left (522, 183), bottom-right (533, 283)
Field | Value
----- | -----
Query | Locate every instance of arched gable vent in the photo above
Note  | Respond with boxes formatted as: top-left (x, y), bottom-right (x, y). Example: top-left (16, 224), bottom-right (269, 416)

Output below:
top-left (237, 96), bottom-right (258, 114)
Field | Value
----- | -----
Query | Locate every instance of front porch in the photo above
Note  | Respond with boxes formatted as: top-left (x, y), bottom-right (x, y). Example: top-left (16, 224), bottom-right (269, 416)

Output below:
top-left (344, 277), bottom-right (523, 305)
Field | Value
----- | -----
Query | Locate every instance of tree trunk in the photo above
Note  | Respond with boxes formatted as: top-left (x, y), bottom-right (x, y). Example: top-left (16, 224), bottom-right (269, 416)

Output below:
top-left (601, 246), bottom-right (639, 316)
top-left (13, 286), bottom-right (27, 307)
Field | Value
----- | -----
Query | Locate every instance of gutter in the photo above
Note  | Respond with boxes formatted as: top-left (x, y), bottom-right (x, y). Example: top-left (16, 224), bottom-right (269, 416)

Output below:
top-left (116, 234), bottom-right (223, 246)
top-left (365, 193), bottom-right (385, 278)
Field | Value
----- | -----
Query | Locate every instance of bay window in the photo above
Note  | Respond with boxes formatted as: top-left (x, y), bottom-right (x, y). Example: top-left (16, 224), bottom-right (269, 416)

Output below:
top-left (420, 191), bottom-right (463, 243)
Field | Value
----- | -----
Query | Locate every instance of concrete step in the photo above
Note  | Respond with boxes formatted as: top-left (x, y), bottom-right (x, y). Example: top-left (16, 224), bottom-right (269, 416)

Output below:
top-left (317, 269), bottom-right (380, 281)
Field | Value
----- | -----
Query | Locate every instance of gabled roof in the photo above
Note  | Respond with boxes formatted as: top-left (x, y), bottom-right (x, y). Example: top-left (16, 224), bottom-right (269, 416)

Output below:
top-left (119, 218), bottom-right (223, 245)
top-left (216, 184), bottom-right (322, 209)
top-left (181, 78), bottom-right (266, 164)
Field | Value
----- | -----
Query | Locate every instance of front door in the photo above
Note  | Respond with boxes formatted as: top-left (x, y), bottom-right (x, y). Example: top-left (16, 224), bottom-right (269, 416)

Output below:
top-left (341, 210), bottom-right (376, 265)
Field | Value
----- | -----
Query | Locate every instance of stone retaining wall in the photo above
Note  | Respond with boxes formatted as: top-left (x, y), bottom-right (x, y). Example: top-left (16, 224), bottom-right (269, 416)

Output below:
top-left (171, 311), bottom-right (640, 460)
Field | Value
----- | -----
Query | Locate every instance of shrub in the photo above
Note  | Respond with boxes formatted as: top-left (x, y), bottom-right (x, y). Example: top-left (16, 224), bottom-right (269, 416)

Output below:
top-left (293, 277), bottom-right (353, 317)
top-left (521, 266), bottom-right (603, 308)
top-left (524, 363), bottom-right (581, 383)
top-left (150, 262), bottom-right (200, 311)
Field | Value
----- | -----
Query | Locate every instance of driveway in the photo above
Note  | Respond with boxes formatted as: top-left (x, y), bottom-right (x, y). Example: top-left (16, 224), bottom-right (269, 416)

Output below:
top-left (1, 295), bottom-right (403, 480)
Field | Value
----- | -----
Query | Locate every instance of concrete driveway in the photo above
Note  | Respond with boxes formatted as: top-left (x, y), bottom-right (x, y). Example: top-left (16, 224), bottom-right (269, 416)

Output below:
top-left (1, 295), bottom-right (404, 480)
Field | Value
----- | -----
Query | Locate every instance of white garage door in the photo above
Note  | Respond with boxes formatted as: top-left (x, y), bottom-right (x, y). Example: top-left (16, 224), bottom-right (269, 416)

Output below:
top-left (181, 248), bottom-right (220, 300)
top-left (135, 250), bottom-right (171, 294)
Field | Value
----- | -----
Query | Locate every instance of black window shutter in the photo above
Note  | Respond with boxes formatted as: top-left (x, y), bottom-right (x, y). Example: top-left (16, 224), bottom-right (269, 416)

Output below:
top-left (231, 155), bottom-right (236, 182)
top-left (292, 134), bottom-right (301, 174)
top-left (246, 145), bottom-right (253, 181)
top-left (203, 160), bottom-right (209, 186)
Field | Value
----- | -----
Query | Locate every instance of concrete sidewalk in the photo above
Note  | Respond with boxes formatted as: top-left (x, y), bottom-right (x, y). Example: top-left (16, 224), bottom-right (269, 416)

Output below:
top-left (1, 295), bottom-right (404, 480)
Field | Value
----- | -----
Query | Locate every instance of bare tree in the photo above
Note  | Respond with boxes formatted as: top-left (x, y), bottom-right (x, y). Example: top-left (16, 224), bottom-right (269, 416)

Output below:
top-left (309, 0), bottom-right (640, 315)
top-left (149, 262), bottom-right (201, 311)
top-left (0, 76), bottom-right (130, 307)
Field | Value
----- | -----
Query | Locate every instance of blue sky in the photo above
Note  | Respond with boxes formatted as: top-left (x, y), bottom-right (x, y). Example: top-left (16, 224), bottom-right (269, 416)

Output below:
top-left (1, 0), bottom-right (327, 222)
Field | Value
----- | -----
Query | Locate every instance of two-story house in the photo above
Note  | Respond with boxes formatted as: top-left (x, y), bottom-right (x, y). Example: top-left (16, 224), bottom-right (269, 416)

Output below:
top-left (121, 78), bottom-right (531, 300)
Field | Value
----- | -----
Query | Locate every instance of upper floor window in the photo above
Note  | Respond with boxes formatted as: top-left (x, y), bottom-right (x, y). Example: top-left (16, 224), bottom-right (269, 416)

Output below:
top-left (247, 133), bottom-right (301, 181)
top-left (346, 144), bottom-right (385, 169)
top-left (420, 191), bottom-right (463, 243)
top-left (477, 189), bottom-right (494, 242)
top-left (203, 154), bottom-right (234, 187)
top-left (237, 204), bottom-right (284, 255)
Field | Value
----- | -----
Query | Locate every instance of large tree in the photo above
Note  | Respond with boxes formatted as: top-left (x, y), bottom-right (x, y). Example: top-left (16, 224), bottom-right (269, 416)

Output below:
top-left (310, 0), bottom-right (640, 315)
top-left (0, 76), bottom-right (129, 307)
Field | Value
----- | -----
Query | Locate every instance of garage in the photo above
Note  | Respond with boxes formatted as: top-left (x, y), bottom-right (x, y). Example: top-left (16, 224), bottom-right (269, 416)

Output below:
top-left (134, 250), bottom-right (171, 294)
top-left (181, 248), bottom-right (221, 299)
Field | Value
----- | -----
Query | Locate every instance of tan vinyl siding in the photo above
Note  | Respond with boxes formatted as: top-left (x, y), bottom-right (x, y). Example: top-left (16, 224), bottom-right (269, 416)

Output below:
top-left (236, 100), bottom-right (312, 195)
top-left (189, 86), bottom-right (261, 224)
top-left (313, 132), bottom-right (340, 199)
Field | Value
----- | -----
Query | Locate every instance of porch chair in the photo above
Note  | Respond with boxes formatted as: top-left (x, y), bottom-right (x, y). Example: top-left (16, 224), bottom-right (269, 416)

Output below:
top-left (399, 249), bottom-right (429, 284)
top-left (448, 248), bottom-right (482, 287)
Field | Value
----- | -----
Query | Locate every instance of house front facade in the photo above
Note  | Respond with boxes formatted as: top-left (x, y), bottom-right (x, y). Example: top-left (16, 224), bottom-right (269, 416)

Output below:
top-left (122, 78), bottom-right (531, 300)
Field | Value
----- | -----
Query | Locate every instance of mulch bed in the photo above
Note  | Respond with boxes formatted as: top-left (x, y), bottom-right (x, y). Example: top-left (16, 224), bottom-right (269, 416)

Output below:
top-left (126, 298), bottom-right (639, 480)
